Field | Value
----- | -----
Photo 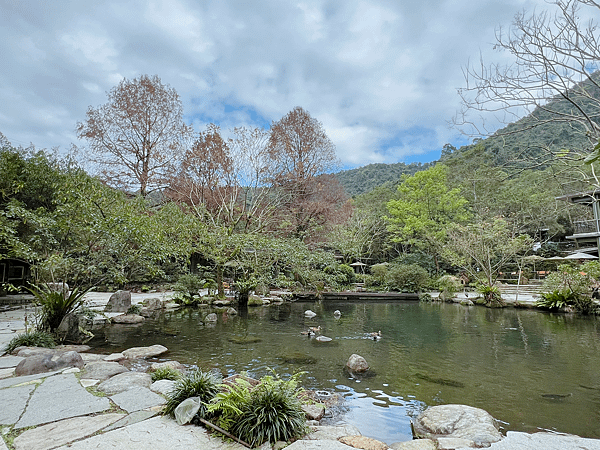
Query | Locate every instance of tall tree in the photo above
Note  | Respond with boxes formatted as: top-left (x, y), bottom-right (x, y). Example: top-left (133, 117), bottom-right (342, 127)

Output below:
top-left (77, 74), bottom-right (191, 197)
top-left (386, 164), bottom-right (469, 272)
top-left (268, 107), bottom-right (345, 240)
top-left (455, 0), bottom-right (600, 179)
top-left (444, 218), bottom-right (533, 304)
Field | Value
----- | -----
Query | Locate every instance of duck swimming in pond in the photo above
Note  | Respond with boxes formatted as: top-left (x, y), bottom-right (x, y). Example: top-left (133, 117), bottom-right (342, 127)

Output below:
top-left (369, 331), bottom-right (382, 340)
top-left (300, 329), bottom-right (315, 336)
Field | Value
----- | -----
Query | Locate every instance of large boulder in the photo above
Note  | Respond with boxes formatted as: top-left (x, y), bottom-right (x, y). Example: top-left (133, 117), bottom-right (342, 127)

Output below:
top-left (150, 360), bottom-right (185, 371)
top-left (143, 298), bottom-right (164, 310)
top-left (15, 350), bottom-right (84, 376)
top-left (104, 290), bottom-right (131, 313)
top-left (56, 313), bottom-right (94, 344)
top-left (412, 404), bottom-right (502, 447)
top-left (346, 354), bottom-right (369, 373)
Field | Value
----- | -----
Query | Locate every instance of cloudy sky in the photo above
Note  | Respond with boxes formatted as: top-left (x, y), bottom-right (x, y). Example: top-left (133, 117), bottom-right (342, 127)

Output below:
top-left (1, 0), bottom-right (554, 169)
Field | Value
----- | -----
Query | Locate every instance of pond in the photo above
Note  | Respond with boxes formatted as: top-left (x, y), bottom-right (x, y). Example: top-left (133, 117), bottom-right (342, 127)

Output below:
top-left (88, 300), bottom-right (600, 445)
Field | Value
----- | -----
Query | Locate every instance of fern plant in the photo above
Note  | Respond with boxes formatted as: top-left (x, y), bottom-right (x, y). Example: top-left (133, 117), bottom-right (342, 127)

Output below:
top-left (207, 377), bottom-right (253, 431)
top-left (536, 290), bottom-right (574, 311)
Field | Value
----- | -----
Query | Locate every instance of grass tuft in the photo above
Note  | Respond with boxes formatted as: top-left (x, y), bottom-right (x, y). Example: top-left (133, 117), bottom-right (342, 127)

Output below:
top-left (4, 330), bottom-right (56, 354)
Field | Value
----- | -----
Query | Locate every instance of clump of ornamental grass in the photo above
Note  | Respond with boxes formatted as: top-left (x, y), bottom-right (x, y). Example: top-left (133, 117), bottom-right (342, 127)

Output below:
top-left (228, 372), bottom-right (309, 448)
top-left (162, 369), bottom-right (221, 418)
top-left (151, 367), bottom-right (182, 382)
top-left (4, 330), bottom-right (56, 354)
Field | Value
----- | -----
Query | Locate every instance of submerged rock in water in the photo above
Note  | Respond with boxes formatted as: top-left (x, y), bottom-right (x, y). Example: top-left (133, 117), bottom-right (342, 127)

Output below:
top-left (415, 373), bottom-right (465, 388)
top-left (228, 336), bottom-right (262, 344)
top-left (282, 352), bottom-right (317, 364)
top-left (346, 354), bottom-right (369, 373)
top-left (412, 404), bottom-right (502, 447)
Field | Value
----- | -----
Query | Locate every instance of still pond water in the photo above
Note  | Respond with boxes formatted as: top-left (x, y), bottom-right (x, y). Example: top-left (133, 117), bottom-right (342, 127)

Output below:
top-left (89, 300), bottom-right (600, 444)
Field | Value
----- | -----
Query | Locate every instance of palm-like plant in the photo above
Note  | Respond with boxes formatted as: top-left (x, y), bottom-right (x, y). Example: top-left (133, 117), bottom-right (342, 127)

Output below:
top-left (28, 284), bottom-right (92, 332)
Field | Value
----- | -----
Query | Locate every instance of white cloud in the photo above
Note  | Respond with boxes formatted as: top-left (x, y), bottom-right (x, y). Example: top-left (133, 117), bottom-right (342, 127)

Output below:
top-left (0, 0), bottom-right (568, 167)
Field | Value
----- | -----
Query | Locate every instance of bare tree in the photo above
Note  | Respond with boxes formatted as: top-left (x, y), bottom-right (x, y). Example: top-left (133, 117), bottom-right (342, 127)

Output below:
top-left (455, 0), bottom-right (600, 167)
top-left (268, 106), bottom-right (344, 240)
top-left (77, 74), bottom-right (192, 197)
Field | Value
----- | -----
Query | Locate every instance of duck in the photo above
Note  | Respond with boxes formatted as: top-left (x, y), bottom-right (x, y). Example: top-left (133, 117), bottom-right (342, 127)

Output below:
top-left (309, 326), bottom-right (321, 333)
top-left (333, 310), bottom-right (342, 317)
top-left (301, 330), bottom-right (315, 336)
top-left (369, 331), bottom-right (382, 340)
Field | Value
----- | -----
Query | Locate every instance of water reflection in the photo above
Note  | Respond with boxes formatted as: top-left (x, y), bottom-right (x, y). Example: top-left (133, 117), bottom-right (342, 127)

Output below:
top-left (89, 301), bottom-right (600, 443)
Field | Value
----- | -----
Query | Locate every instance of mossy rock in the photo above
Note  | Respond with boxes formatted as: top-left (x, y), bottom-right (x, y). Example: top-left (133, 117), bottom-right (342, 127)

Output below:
top-left (248, 295), bottom-right (263, 306)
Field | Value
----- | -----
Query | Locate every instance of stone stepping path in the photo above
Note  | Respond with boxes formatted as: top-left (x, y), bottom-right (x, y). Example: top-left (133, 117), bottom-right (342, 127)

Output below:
top-left (15, 373), bottom-right (111, 429)
top-left (13, 413), bottom-right (125, 450)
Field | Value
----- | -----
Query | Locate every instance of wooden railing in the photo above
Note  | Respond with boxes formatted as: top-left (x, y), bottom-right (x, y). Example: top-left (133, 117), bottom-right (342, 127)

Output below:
top-left (573, 219), bottom-right (600, 234)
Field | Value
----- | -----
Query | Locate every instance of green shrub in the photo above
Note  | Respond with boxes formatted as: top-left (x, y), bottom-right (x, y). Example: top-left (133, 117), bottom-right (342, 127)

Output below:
top-left (126, 304), bottom-right (142, 315)
top-left (370, 264), bottom-right (388, 285)
top-left (536, 290), bottom-right (574, 311)
top-left (163, 369), bottom-right (221, 418)
top-left (437, 275), bottom-right (462, 295)
top-left (151, 367), bottom-right (181, 382)
top-left (4, 330), bottom-right (56, 354)
top-left (28, 284), bottom-right (92, 332)
top-left (173, 274), bottom-right (206, 303)
top-left (385, 264), bottom-right (429, 292)
top-left (536, 289), bottom-right (599, 315)
top-left (477, 284), bottom-right (503, 307)
top-left (248, 295), bottom-right (263, 306)
top-left (230, 372), bottom-right (308, 447)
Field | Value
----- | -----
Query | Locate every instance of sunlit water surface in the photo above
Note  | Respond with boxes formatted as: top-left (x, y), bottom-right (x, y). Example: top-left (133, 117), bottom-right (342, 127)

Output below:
top-left (88, 301), bottom-right (600, 444)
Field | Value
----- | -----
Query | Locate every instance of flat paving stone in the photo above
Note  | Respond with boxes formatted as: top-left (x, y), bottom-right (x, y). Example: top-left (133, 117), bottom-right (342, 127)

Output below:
top-left (16, 373), bottom-right (110, 429)
top-left (306, 425), bottom-right (362, 441)
top-left (13, 413), bottom-right (125, 450)
top-left (0, 355), bottom-right (24, 368)
top-left (0, 368), bottom-right (14, 379)
top-left (79, 378), bottom-right (99, 388)
top-left (103, 410), bottom-right (158, 432)
top-left (285, 441), bottom-right (354, 449)
top-left (0, 436), bottom-right (8, 450)
top-left (54, 415), bottom-right (247, 450)
top-left (0, 384), bottom-right (36, 424)
top-left (97, 371), bottom-right (152, 395)
top-left (109, 385), bottom-right (165, 413)
top-left (0, 371), bottom-right (59, 389)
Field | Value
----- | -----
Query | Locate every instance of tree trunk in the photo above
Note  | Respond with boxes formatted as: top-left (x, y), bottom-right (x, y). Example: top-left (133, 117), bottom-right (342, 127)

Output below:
top-left (216, 265), bottom-right (225, 298)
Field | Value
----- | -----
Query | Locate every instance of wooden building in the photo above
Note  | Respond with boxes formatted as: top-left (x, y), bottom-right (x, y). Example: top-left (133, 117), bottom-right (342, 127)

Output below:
top-left (557, 191), bottom-right (600, 257)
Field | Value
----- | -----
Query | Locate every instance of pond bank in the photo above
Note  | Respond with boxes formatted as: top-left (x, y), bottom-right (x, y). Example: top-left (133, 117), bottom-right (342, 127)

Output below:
top-left (1, 344), bottom-right (599, 450)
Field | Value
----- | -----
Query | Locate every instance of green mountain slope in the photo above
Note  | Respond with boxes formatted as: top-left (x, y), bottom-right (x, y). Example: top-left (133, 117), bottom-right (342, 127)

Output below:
top-left (335, 162), bottom-right (432, 197)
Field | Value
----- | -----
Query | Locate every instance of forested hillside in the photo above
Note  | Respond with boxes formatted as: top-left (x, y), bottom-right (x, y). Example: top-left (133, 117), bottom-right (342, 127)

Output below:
top-left (335, 162), bottom-right (433, 197)
top-left (336, 73), bottom-right (600, 198)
